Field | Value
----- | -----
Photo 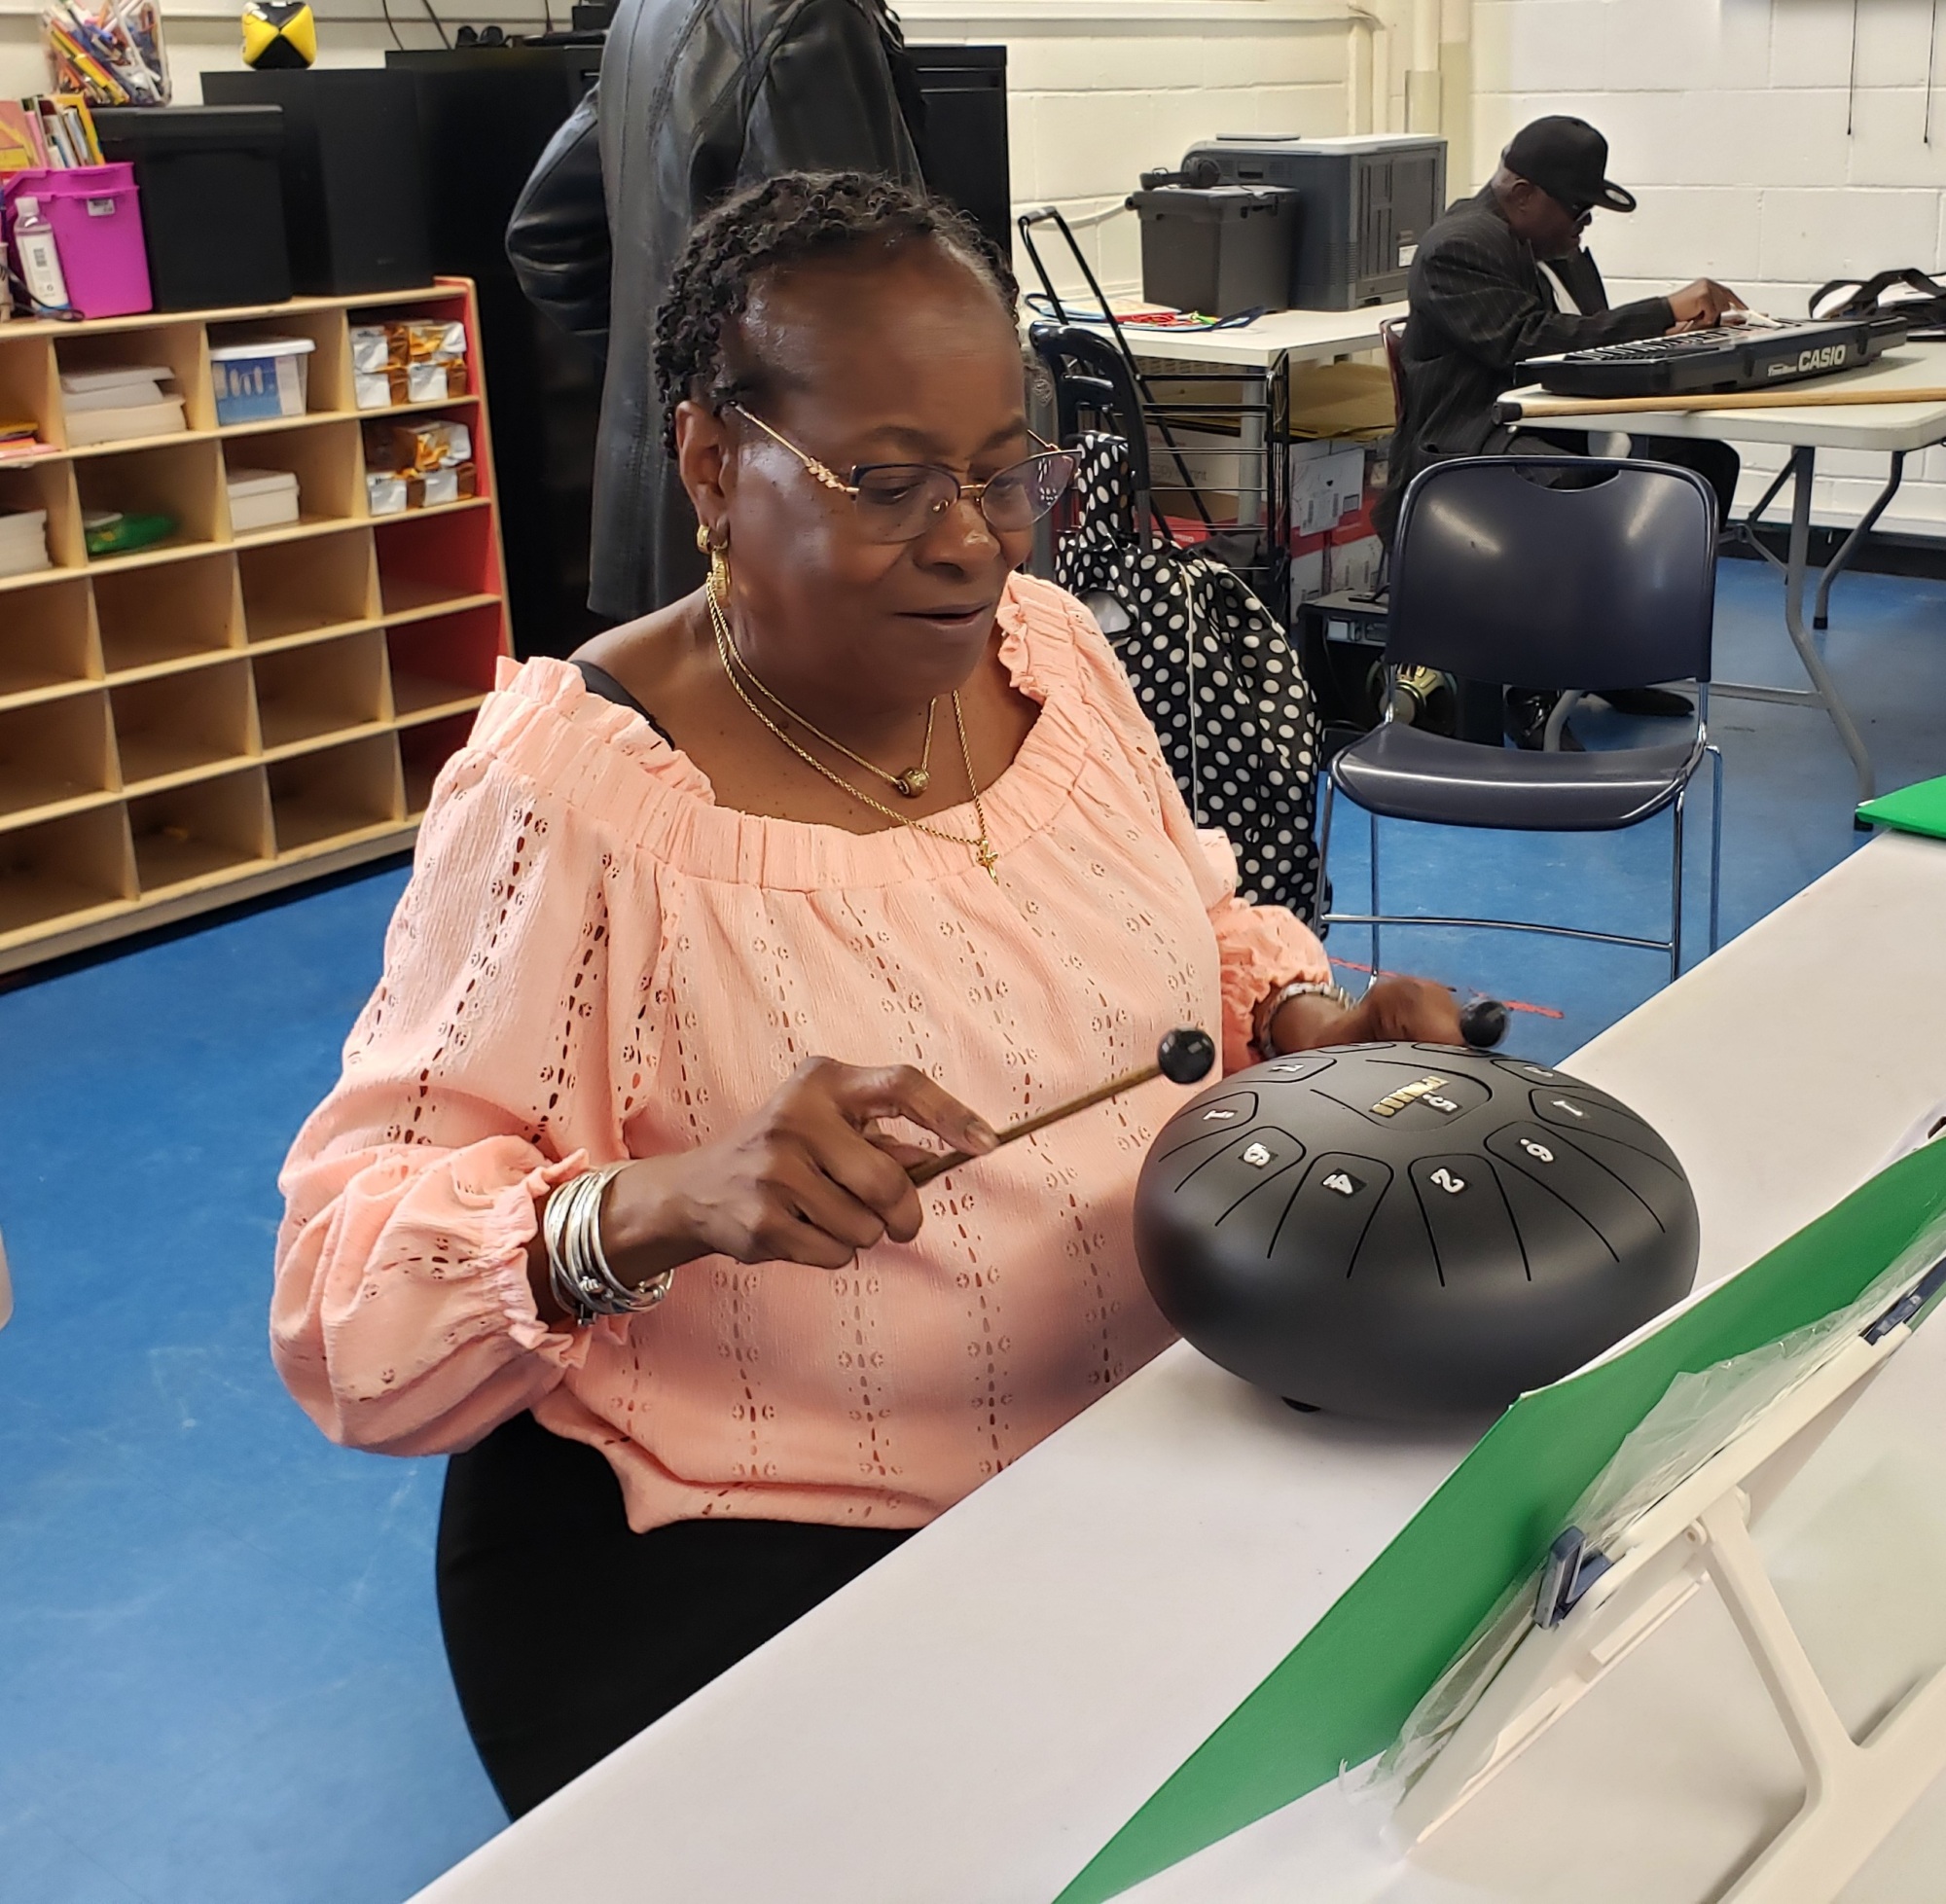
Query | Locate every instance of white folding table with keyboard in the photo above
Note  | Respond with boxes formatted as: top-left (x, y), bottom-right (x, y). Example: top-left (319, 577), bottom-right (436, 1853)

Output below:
top-left (1498, 341), bottom-right (1946, 805)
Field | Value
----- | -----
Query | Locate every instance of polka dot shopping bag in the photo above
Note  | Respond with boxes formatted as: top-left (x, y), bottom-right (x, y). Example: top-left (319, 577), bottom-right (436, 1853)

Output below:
top-left (1057, 431), bottom-right (1324, 925)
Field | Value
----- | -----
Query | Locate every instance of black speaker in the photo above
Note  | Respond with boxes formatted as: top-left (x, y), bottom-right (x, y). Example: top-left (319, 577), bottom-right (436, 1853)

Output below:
top-left (90, 106), bottom-right (292, 310)
top-left (907, 45), bottom-right (1011, 264)
top-left (203, 69), bottom-right (431, 294)
top-left (384, 46), bottom-right (606, 658)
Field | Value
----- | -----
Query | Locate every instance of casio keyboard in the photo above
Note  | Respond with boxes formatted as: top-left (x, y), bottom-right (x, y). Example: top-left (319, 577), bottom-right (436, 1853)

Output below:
top-left (1522, 314), bottom-right (1909, 400)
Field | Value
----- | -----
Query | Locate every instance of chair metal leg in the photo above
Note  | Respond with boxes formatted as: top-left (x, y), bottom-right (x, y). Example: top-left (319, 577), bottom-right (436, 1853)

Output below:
top-left (1369, 808), bottom-right (1382, 979)
top-left (1670, 784), bottom-right (1687, 984)
top-left (1315, 773), bottom-right (1337, 938)
top-left (1708, 744), bottom-right (1724, 955)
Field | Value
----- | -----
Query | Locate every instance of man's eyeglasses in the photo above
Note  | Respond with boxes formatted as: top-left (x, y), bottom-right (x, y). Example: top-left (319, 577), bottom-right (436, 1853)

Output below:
top-left (728, 403), bottom-right (1079, 545)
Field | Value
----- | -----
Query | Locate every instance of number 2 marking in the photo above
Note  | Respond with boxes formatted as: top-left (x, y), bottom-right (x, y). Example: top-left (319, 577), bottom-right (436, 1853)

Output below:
top-left (1430, 1168), bottom-right (1465, 1194)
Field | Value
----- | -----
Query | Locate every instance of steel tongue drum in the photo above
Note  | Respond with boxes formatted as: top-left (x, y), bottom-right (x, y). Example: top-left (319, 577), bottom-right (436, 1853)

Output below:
top-left (1133, 1044), bottom-right (1699, 1420)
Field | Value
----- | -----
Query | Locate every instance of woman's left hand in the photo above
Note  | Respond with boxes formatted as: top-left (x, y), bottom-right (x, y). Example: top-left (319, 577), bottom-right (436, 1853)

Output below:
top-left (1270, 975), bottom-right (1463, 1052)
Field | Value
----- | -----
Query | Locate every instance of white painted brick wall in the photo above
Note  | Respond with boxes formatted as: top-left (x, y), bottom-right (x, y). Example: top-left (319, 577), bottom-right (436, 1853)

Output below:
top-left (1, 1), bottom-right (1355, 306)
top-left (1472, 0), bottom-right (1946, 534)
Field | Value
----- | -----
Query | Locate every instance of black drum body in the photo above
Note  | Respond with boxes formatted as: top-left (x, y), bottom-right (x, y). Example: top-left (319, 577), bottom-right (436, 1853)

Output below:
top-left (1134, 1044), bottom-right (1699, 1420)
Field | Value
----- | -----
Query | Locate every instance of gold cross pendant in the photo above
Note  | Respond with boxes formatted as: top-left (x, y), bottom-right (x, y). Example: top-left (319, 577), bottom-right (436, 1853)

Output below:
top-left (975, 840), bottom-right (1000, 880)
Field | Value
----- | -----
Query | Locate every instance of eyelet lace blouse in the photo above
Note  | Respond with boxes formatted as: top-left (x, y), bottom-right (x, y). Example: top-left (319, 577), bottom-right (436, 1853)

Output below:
top-left (272, 575), bottom-right (1329, 1530)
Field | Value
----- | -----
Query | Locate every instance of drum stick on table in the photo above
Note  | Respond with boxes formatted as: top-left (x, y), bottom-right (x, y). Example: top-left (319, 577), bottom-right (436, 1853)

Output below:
top-left (1496, 384), bottom-right (1946, 424)
top-left (907, 1027), bottom-right (1216, 1188)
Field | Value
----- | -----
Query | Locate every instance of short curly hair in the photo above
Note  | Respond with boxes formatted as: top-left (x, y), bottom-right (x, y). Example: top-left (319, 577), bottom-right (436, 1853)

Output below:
top-left (653, 171), bottom-right (1021, 452)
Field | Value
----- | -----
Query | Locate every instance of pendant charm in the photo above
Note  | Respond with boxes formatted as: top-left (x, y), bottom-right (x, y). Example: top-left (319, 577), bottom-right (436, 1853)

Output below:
top-left (893, 767), bottom-right (930, 799)
top-left (975, 840), bottom-right (1000, 880)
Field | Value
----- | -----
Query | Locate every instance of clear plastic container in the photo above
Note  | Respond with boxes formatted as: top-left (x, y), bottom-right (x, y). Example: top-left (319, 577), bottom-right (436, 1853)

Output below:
top-left (209, 337), bottom-right (315, 425)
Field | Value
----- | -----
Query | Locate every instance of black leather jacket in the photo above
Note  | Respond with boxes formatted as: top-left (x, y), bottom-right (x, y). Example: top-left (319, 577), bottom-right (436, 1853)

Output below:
top-left (507, 0), bottom-right (924, 620)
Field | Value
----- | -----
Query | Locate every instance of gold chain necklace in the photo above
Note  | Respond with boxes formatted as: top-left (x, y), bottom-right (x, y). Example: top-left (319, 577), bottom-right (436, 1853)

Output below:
top-left (730, 651), bottom-right (936, 799)
top-left (704, 572), bottom-right (1000, 880)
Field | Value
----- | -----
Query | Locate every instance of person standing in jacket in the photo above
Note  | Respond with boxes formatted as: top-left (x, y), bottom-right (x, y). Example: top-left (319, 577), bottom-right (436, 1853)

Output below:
top-left (1379, 116), bottom-right (1746, 743)
top-left (507, 0), bottom-right (926, 622)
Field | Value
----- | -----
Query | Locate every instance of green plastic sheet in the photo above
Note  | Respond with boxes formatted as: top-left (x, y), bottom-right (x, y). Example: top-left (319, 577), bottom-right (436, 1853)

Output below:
top-left (1056, 1136), bottom-right (1946, 1903)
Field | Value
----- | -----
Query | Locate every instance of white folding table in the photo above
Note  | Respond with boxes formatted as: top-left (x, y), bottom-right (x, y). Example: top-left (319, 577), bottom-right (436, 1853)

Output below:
top-left (410, 832), bottom-right (1946, 1904)
top-left (1054, 303), bottom-right (1406, 375)
top-left (1499, 343), bottom-right (1946, 806)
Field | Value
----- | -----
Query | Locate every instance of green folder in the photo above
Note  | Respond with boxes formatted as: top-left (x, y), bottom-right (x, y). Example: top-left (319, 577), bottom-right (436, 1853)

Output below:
top-left (1857, 773), bottom-right (1946, 841)
top-left (1056, 1135), bottom-right (1946, 1904)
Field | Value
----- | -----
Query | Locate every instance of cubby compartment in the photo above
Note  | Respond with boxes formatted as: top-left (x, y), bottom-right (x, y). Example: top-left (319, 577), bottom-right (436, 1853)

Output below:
top-left (385, 606), bottom-right (500, 724)
top-left (0, 576), bottom-right (100, 701)
top-left (76, 438), bottom-right (222, 564)
top-left (375, 498), bottom-right (498, 617)
top-left (224, 420), bottom-right (362, 538)
top-left (209, 308), bottom-right (345, 422)
top-left (110, 661), bottom-right (258, 790)
top-left (0, 332), bottom-right (60, 453)
top-left (55, 320), bottom-right (214, 435)
top-left (0, 457), bottom-right (83, 577)
top-left (400, 710), bottom-right (476, 817)
top-left (0, 691), bottom-right (118, 821)
top-left (239, 527), bottom-right (376, 643)
top-left (129, 767), bottom-right (273, 896)
top-left (253, 629), bottom-right (390, 752)
top-left (270, 732), bottom-right (403, 854)
top-left (94, 552), bottom-right (241, 676)
top-left (0, 805), bottom-right (135, 943)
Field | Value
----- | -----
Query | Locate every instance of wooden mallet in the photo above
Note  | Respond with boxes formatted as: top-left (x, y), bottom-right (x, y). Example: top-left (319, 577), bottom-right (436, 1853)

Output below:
top-left (907, 1026), bottom-right (1217, 1188)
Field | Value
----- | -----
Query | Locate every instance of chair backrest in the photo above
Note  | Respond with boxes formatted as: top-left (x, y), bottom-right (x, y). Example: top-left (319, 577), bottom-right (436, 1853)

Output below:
top-left (1387, 456), bottom-right (1717, 690)
top-left (1379, 315), bottom-right (1408, 421)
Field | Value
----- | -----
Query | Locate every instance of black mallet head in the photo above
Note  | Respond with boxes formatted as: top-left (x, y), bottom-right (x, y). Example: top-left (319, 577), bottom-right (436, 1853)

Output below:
top-left (1158, 1026), bottom-right (1217, 1085)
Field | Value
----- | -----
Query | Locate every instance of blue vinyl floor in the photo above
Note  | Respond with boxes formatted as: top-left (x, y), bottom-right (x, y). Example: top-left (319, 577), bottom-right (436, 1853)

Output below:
top-left (2, 558), bottom-right (1943, 1904)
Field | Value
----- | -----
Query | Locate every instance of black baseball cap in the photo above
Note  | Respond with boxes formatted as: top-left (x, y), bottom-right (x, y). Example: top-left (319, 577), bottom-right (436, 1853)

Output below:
top-left (1503, 116), bottom-right (1638, 215)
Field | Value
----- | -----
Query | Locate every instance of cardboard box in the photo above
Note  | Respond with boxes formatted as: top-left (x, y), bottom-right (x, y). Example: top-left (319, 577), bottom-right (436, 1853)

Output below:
top-left (1289, 439), bottom-right (1367, 537)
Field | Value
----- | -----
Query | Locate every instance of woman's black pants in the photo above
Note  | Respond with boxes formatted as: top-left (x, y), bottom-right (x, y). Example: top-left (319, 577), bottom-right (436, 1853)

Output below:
top-left (436, 1411), bottom-right (911, 1817)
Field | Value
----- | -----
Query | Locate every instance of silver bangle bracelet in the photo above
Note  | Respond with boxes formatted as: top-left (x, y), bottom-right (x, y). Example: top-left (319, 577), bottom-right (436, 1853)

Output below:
top-left (543, 1164), bottom-right (674, 1325)
top-left (1255, 977), bottom-right (1358, 1057)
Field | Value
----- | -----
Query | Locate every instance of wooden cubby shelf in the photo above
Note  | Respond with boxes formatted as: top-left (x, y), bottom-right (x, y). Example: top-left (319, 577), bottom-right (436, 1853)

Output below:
top-left (0, 279), bottom-right (509, 975)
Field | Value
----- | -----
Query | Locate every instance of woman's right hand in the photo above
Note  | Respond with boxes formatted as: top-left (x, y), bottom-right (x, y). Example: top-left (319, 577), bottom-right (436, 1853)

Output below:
top-left (600, 1058), bottom-right (998, 1285)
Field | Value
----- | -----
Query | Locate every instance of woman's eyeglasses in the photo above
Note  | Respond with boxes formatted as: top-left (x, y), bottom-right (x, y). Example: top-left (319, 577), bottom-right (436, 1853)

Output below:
top-left (728, 404), bottom-right (1079, 545)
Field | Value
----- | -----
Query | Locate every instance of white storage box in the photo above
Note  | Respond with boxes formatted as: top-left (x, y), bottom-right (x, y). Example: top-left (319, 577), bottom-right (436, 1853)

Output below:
top-left (210, 337), bottom-right (315, 425)
top-left (227, 467), bottom-right (301, 532)
top-left (0, 508), bottom-right (51, 578)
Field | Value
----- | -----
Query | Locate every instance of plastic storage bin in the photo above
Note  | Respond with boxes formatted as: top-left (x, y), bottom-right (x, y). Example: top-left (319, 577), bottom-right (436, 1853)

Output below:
top-left (0, 164), bottom-right (151, 319)
top-left (1129, 184), bottom-right (1298, 319)
top-left (210, 337), bottom-right (315, 423)
top-left (91, 106), bottom-right (291, 310)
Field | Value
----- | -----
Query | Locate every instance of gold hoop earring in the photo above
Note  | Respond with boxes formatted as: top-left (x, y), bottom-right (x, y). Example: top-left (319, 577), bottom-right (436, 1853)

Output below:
top-left (694, 521), bottom-right (711, 556)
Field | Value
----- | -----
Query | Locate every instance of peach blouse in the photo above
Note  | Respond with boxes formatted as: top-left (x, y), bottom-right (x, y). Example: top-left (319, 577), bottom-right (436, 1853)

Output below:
top-left (272, 575), bottom-right (1329, 1530)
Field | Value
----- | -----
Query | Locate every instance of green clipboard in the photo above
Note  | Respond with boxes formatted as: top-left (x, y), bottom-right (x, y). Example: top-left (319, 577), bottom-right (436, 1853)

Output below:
top-left (1056, 1135), bottom-right (1946, 1904)
top-left (1857, 773), bottom-right (1946, 842)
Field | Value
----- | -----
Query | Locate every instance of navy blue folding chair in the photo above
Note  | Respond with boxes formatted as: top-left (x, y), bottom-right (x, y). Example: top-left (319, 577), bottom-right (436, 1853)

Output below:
top-left (1321, 455), bottom-right (1723, 983)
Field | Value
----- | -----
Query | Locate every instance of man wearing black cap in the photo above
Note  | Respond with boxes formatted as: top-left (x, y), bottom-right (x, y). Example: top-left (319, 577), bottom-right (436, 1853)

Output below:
top-left (1382, 117), bottom-right (1746, 743)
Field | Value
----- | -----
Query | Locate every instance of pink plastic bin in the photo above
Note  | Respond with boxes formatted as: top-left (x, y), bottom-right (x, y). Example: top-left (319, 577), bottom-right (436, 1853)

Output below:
top-left (2, 163), bottom-right (152, 319)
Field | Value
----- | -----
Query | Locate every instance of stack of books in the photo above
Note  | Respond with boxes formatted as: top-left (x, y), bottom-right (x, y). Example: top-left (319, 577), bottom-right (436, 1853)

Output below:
top-left (60, 365), bottom-right (185, 448)
top-left (0, 508), bottom-right (51, 579)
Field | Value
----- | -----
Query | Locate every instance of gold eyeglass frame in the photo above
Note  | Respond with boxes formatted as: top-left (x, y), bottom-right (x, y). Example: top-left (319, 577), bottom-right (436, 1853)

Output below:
top-left (725, 402), bottom-right (1075, 537)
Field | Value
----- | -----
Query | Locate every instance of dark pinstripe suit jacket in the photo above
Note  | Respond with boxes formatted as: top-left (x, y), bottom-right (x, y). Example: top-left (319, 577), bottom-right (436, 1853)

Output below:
top-left (1383, 189), bottom-right (1674, 528)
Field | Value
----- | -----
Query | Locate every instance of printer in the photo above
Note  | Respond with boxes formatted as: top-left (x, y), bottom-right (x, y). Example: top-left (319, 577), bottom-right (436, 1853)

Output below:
top-left (1180, 133), bottom-right (1446, 308)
